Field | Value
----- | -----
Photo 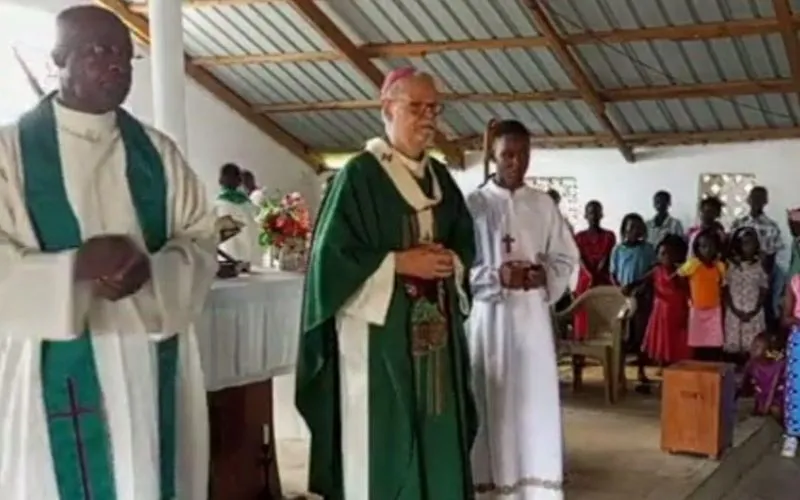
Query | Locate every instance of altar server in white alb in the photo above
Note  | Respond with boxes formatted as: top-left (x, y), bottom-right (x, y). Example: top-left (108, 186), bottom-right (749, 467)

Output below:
top-left (0, 6), bottom-right (217, 500)
top-left (467, 119), bottom-right (579, 500)
top-left (214, 162), bottom-right (262, 268)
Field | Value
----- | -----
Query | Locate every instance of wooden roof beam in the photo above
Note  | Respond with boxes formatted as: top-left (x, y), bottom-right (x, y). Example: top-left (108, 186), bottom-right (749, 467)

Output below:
top-left (447, 126), bottom-right (800, 150)
top-left (130, 0), bottom-right (280, 13)
top-left (254, 78), bottom-right (795, 113)
top-left (95, 0), bottom-right (321, 171)
top-left (521, 0), bottom-right (634, 162)
top-left (285, 0), bottom-right (465, 165)
top-left (192, 17), bottom-right (799, 67)
top-left (773, 0), bottom-right (800, 103)
top-left (323, 126), bottom-right (800, 157)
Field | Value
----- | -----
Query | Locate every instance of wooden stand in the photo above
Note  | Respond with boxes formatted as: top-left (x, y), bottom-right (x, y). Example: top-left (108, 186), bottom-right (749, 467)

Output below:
top-left (661, 361), bottom-right (736, 459)
top-left (208, 381), bottom-right (282, 499)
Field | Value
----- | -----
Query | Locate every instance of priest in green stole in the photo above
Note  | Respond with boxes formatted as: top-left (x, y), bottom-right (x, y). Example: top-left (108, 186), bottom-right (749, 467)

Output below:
top-left (296, 67), bottom-right (478, 499)
top-left (0, 7), bottom-right (217, 500)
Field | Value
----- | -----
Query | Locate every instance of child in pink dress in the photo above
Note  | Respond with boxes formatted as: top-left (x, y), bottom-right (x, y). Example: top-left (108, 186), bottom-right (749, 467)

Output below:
top-left (678, 229), bottom-right (726, 361)
top-left (642, 234), bottom-right (691, 365)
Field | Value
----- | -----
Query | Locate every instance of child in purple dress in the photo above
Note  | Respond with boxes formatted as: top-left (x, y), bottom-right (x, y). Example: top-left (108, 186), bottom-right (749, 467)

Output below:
top-left (741, 333), bottom-right (785, 418)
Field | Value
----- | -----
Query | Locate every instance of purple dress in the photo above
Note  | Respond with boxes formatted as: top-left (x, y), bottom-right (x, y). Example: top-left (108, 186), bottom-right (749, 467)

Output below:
top-left (743, 357), bottom-right (785, 415)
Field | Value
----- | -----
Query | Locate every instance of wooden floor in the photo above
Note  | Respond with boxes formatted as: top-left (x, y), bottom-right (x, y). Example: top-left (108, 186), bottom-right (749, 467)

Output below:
top-left (273, 365), bottom-right (765, 499)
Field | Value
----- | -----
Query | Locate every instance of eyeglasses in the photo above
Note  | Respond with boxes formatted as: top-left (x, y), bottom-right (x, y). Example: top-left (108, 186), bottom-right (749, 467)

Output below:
top-left (389, 99), bottom-right (444, 117)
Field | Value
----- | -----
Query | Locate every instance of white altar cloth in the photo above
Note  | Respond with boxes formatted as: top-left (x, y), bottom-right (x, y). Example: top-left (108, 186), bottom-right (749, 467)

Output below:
top-left (194, 268), bottom-right (304, 391)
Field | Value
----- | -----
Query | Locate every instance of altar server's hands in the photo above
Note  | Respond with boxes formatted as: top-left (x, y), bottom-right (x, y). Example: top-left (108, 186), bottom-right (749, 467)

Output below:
top-left (500, 261), bottom-right (546, 290)
top-left (396, 243), bottom-right (454, 280)
top-left (500, 261), bottom-right (529, 289)
top-left (524, 264), bottom-right (547, 290)
top-left (75, 235), bottom-right (152, 301)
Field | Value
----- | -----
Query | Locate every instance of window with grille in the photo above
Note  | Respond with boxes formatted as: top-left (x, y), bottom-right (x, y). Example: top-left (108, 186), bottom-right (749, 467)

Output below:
top-left (526, 176), bottom-right (579, 228)
top-left (698, 173), bottom-right (756, 227)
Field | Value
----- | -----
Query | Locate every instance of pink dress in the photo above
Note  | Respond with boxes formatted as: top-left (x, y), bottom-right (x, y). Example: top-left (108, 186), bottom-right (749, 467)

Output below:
top-left (642, 267), bottom-right (691, 363)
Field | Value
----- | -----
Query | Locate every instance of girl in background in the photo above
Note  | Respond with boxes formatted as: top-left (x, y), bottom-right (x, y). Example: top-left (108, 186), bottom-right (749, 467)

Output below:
top-left (573, 200), bottom-right (616, 339)
top-left (724, 227), bottom-right (768, 363)
top-left (686, 196), bottom-right (727, 257)
top-left (678, 229), bottom-right (726, 361)
top-left (641, 234), bottom-right (691, 367)
top-left (781, 268), bottom-right (800, 458)
top-left (611, 213), bottom-right (656, 392)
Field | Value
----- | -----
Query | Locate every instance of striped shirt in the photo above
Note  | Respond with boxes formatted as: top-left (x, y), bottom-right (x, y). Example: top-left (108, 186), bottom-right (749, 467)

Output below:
top-left (731, 214), bottom-right (784, 256)
top-left (646, 215), bottom-right (684, 246)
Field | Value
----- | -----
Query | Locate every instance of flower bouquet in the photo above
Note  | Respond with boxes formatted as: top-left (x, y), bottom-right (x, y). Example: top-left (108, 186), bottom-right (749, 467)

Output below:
top-left (258, 192), bottom-right (311, 271)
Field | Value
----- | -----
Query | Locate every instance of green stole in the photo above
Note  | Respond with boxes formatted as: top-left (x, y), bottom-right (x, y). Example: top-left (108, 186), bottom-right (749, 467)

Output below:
top-left (217, 187), bottom-right (250, 205)
top-left (18, 96), bottom-right (178, 500)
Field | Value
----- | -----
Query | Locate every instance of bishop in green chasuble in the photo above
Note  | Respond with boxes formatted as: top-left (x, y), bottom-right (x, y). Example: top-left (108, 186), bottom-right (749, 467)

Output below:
top-left (296, 137), bottom-right (478, 500)
top-left (0, 8), bottom-right (217, 499)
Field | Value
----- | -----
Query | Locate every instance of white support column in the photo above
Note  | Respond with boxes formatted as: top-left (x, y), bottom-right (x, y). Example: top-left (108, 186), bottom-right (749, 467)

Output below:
top-left (149, 0), bottom-right (188, 154)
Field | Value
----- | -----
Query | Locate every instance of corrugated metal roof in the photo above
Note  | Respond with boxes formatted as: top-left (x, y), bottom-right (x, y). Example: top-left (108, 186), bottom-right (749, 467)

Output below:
top-left (609, 93), bottom-right (800, 133)
top-left (183, 2), bottom-right (333, 57)
top-left (125, 0), bottom-right (800, 154)
top-left (317, 0), bottom-right (541, 44)
top-left (548, 0), bottom-right (776, 32)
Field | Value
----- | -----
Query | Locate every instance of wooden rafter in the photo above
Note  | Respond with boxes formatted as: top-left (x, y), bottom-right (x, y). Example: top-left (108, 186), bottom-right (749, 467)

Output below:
top-left (285, 0), bottom-right (464, 165)
top-left (445, 127), bottom-right (800, 151)
top-left (191, 17), bottom-right (798, 67)
top-left (254, 78), bottom-right (796, 114)
top-left (95, 0), bottom-right (321, 171)
top-left (773, 0), bottom-right (800, 101)
top-left (130, 0), bottom-right (279, 13)
top-left (521, 0), bottom-right (634, 162)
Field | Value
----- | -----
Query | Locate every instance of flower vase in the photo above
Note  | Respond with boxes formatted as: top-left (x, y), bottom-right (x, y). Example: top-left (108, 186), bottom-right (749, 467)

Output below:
top-left (278, 237), bottom-right (306, 272)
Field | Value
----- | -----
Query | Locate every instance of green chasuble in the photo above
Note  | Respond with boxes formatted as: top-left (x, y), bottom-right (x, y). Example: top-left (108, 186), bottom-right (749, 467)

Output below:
top-left (18, 96), bottom-right (179, 500)
top-left (296, 149), bottom-right (477, 500)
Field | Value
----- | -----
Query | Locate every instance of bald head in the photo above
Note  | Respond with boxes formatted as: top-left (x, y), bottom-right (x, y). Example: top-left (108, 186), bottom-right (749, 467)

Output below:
top-left (53, 5), bottom-right (133, 114)
top-left (56, 6), bottom-right (127, 47)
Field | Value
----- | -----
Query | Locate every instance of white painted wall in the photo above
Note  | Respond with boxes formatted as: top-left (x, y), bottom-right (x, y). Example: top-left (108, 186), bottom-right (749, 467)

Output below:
top-left (7, 0), bottom-right (322, 210)
top-left (125, 59), bottom-right (320, 209)
top-left (451, 141), bottom-right (800, 265)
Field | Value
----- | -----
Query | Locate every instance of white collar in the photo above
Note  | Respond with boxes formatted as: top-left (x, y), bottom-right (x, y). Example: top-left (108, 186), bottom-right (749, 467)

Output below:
top-left (53, 99), bottom-right (117, 142)
top-left (484, 178), bottom-right (529, 199)
top-left (364, 137), bottom-right (441, 211)
top-left (366, 137), bottom-right (429, 179)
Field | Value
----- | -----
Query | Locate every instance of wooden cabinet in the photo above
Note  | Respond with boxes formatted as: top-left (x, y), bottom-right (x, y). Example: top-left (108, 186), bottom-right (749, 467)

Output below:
top-left (208, 381), bottom-right (282, 499)
top-left (661, 361), bottom-right (736, 459)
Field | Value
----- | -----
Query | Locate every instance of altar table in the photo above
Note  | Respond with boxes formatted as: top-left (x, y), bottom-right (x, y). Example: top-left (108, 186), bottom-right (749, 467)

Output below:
top-left (195, 269), bottom-right (304, 499)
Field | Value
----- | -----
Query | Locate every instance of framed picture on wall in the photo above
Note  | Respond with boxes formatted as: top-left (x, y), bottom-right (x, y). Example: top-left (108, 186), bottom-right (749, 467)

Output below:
top-left (526, 176), bottom-right (580, 228)
top-left (698, 173), bottom-right (756, 227)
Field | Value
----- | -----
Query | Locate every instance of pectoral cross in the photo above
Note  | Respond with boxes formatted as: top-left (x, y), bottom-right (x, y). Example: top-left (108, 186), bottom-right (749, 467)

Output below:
top-left (48, 378), bottom-right (100, 499)
top-left (502, 234), bottom-right (515, 254)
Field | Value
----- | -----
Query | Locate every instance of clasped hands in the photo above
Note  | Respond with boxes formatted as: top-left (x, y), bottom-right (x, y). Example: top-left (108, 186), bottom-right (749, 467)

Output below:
top-left (500, 259), bottom-right (546, 290)
top-left (74, 234), bottom-right (151, 301)
top-left (731, 306), bottom-right (759, 323)
top-left (395, 243), bottom-right (454, 280)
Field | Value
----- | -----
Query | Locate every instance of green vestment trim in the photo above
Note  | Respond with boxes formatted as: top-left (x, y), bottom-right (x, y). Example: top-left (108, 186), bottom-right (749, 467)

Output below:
top-left (217, 187), bottom-right (250, 205)
top-left (296, 152), bottom-right (477, 499)
top-left (18, 95), bottom-right (177, 499)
